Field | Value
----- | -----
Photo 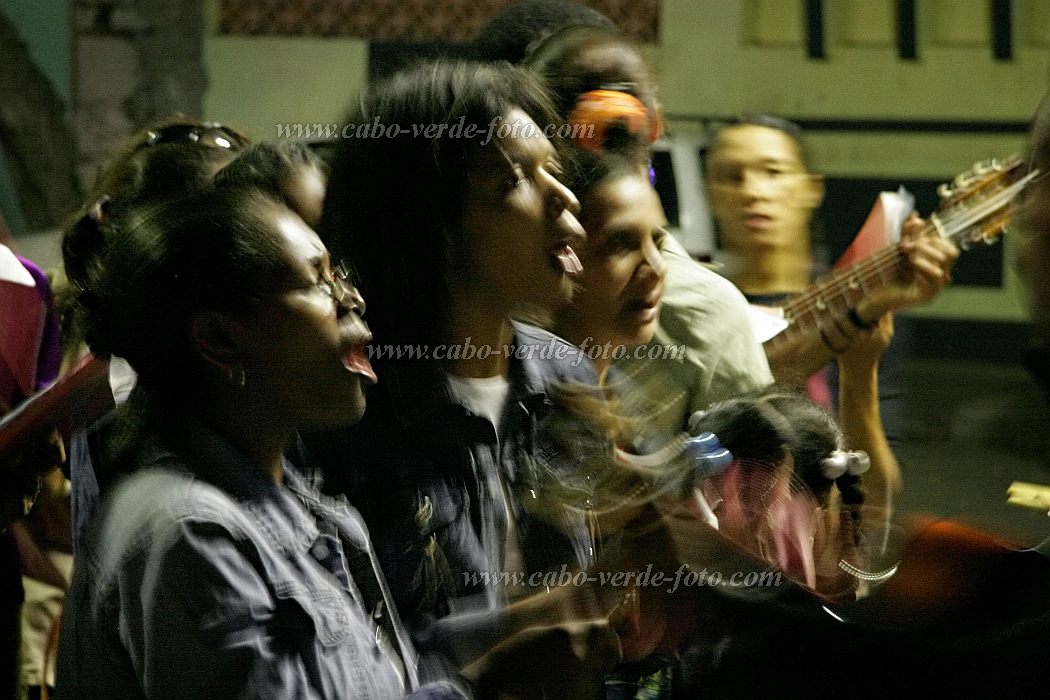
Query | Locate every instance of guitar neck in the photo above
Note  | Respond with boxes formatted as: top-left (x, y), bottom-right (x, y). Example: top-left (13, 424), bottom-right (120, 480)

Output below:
top-left (768, 244), bottom-right (905, 345)
top-left (761, 155), bottom-right (1034, 349)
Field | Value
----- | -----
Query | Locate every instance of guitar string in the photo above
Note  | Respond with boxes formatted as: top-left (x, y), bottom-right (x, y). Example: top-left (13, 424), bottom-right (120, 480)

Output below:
top-left (777, 176), bottom-right (1019, 330)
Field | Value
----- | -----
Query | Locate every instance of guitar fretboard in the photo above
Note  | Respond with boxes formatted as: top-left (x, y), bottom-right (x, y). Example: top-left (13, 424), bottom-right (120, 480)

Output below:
top-left (765, 156), bottom-right (1034, 347)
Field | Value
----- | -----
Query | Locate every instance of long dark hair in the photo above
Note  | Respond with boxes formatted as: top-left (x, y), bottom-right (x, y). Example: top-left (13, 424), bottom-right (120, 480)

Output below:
top-left (320, 60), bottom-right (562, 353)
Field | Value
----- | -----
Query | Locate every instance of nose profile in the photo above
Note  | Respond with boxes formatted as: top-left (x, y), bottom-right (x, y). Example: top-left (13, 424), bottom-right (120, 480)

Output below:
top-left (546, 171), bottom-right (581, 218)
top-left (348, 284), bottom-right (366, 316)
top-left (333, 278), bottom-right (366, 319)
top-left (641, 235), bottom-right (668, 281)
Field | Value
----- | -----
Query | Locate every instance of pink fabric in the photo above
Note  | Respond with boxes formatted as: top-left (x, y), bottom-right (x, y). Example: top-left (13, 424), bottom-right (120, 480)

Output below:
top-left (805, 365), bottom-right (833, 409)
top-left (0, 279), bottom-right (46, 405)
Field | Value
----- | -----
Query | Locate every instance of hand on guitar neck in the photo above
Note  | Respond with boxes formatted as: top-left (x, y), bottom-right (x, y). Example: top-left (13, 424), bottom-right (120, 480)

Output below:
top-left (853, 217), bottom-right (959, 322)
top-left (766, 217), bottom-right (958, 386)
top-left (760, 155), bottom-right (1036, 385)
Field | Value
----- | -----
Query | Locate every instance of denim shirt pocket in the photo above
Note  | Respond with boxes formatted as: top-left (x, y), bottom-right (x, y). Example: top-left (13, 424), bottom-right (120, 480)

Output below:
top-left (271, 578), bottom-right (353, 647)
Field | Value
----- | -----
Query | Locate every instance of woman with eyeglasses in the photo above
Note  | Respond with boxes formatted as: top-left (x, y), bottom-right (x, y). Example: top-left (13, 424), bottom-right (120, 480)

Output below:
top-left (56, 183), bottom-right (617, 699)
top-left (54, 186), bottom-right (383, 697)
top-left (60, 118), bottom-right (251, 555)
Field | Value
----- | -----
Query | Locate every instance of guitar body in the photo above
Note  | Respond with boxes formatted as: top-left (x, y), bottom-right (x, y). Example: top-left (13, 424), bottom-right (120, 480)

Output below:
top-left (674, 517), bottom-right (1050, 697)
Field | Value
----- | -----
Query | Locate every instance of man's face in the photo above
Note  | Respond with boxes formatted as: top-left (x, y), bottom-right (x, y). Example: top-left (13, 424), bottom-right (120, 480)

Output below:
top-left (704, 125), bottom-right (823, 255)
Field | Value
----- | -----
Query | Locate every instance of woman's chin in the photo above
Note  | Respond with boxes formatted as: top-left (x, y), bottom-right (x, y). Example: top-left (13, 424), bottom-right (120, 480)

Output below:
top-left (305, 381), bottom-right (368, 430)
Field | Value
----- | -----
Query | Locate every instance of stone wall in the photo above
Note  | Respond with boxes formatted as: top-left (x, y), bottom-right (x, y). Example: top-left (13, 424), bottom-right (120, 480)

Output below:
top-left (73, 0), bottom-right (206, 187)
top-left (0, 14), bottom-right (79, 230)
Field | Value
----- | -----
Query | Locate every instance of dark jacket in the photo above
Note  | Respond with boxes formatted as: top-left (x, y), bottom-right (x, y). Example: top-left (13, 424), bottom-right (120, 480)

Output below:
top-left (300, 322), bottom-right (602, 633)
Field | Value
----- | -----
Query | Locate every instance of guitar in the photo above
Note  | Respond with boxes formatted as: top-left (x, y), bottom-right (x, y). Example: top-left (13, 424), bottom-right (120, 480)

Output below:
top-left (761, 156), bottom-right (1039, 350)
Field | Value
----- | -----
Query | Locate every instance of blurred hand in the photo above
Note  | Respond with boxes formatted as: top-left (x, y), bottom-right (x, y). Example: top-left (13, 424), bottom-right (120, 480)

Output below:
top-left (858, 216), bottom-right (959, 319)
top-left (463, 619), bottom-right (621, 699)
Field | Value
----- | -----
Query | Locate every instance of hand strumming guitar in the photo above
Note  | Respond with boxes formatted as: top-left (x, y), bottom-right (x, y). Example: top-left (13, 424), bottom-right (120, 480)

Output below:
top-left (766, 215), bottom-right (958, 386)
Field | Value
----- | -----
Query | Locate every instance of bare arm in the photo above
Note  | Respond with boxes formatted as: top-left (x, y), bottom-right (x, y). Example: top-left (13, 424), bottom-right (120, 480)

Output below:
top-left (836, 313), bottom-right (901, 523)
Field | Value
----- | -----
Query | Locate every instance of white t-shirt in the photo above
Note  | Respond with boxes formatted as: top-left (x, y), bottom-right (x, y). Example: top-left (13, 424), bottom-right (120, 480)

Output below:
top-left (445, 374), bottom-right (526, 584)
top-left (445, 373), bottom-right (511, 435)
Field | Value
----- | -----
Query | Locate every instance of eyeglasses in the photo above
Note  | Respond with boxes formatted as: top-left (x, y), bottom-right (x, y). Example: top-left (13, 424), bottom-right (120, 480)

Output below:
top-left (315, 260), bottom-right (359, 307)
top-left (140, 122), bottom-right (249, 152)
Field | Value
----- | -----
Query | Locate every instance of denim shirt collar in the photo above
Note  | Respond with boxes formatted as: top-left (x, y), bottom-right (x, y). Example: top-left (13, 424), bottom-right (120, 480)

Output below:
top-left (141, 410), bottom-right (324, 555)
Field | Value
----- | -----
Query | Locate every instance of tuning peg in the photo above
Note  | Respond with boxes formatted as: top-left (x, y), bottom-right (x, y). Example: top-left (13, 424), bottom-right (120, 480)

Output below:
top-left (971, 160), bottom-right (995, 176)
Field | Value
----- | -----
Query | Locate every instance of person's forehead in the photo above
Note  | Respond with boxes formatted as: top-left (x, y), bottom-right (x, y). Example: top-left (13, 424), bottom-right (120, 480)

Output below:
top-left (274, 212), bottom-right (324, 257)
top-left (498, 111), bottom-right (554, 161)
top-left (710, 125), bottom-right (804, 165)
top-left (584, 175), bottom-right (665, 229)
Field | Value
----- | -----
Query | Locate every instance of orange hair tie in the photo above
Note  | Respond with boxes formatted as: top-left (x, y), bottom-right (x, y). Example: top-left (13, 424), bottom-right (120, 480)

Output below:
top-left (567, 89), bottom-right (659, 154)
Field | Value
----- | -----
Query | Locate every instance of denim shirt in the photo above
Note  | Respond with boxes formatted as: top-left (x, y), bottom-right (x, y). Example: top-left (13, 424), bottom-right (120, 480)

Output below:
top-left (300, 322), bottom-right (602, 638)
top-left (56, 410), bottom-right (469, 700)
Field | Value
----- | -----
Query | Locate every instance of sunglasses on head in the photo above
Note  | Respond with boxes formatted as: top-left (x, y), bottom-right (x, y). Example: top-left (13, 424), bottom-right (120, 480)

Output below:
top-left (140, 122), bottom-right (249, 151)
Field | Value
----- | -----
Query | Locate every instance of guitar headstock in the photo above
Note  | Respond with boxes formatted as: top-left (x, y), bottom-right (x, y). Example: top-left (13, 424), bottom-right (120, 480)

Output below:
top-left (934, 155), bottom-right (1038, 249)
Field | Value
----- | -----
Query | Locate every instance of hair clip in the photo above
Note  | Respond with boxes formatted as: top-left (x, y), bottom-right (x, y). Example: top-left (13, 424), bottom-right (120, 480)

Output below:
top-left (821, 450), bottom-right (848, 479)
top-left (846, 450), bottom-right (871, 475)
top-left (568, 89), bottom-right (657, 154)
top-left (820, 450), bottom-right (870, 479)
top-left (684, 431), bottom-right (734, 478)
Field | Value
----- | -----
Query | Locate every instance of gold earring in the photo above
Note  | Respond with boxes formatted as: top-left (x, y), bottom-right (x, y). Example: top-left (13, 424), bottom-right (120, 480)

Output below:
top-left (223, 363), bottom-right (246, 388)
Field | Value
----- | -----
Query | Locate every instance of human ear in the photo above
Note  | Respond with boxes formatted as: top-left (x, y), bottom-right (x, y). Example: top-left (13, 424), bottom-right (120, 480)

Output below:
top-left (800, 173), bottom-right (825, 211)
top-left (188, 311), bottom-right (247, 369)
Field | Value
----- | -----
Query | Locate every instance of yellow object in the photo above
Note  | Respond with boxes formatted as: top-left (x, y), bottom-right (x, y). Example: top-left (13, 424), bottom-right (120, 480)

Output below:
top-left (1006, 481), bottom-right (1050, 513)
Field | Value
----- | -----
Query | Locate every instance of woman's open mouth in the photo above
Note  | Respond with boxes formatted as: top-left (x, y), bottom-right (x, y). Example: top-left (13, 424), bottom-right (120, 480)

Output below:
top-left (550, 242), bottom-right (583, 275)
top-left (622, 289), bottom-right (662, 324)
top-left (343, 344), bottom-right (377, 385)
top-left (341, 324), bottom-right (377, 385)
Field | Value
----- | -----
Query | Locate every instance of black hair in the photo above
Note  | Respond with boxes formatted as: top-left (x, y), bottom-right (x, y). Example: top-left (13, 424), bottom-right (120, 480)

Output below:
top-left (471, 0), bottom-right (618, 64)
top-left (523, 26), bottom-right (658, 163)
top-left (566, 148), bottom-right (646, 205)
top-left (59, 117), bottom-right (249, 359)
top-left (68, 187), bottom-right (291, 403)
top-left (215, 141), bottom-right (327, 200)
top-left (691, 390), bottom-right (864, 513)
top-left (320, 59), bottom-right (561, 353)
top-left (703, 113), bottom-right (810, 171)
